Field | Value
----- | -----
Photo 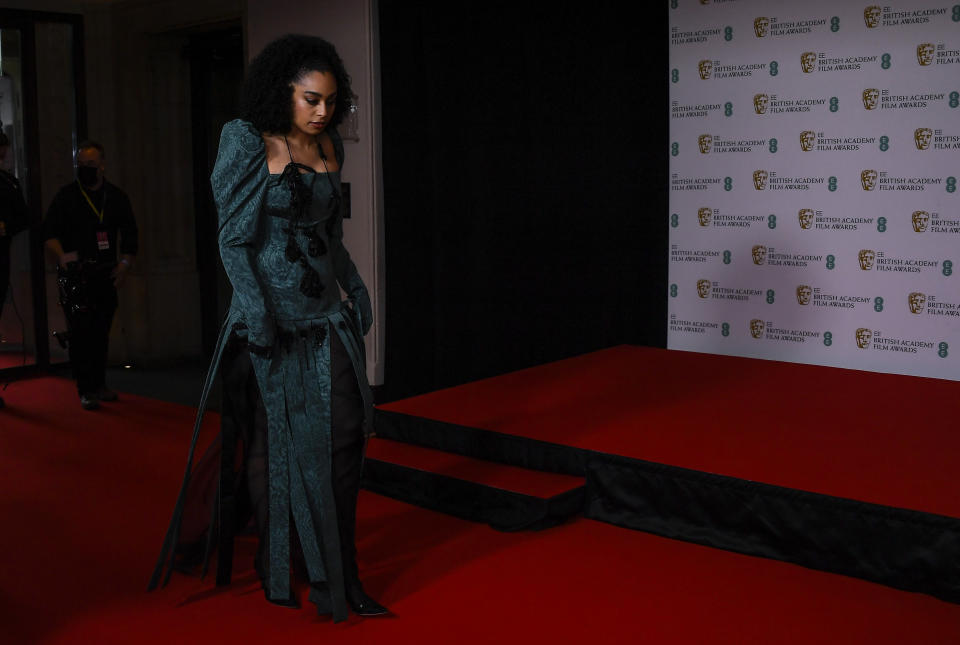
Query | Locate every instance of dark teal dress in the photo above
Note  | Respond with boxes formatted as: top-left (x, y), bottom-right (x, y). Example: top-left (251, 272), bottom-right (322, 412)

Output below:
top-left (150, 120), bottom-right (373, 623)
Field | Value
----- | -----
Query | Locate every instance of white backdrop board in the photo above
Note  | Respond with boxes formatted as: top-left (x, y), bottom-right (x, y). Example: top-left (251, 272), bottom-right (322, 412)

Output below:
top-left (668, 0), bottom-right (960, 380)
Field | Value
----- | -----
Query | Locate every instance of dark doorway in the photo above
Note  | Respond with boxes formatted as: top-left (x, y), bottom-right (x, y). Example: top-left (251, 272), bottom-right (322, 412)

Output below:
top-left (0, 9), bottom-right (86, 382)
top-left (187, 27), bottom-right (244, 357)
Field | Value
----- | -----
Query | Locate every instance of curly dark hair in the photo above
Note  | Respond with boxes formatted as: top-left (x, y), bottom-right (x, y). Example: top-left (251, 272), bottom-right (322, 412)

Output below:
top-left (239, 34), bottom-right (354, 134)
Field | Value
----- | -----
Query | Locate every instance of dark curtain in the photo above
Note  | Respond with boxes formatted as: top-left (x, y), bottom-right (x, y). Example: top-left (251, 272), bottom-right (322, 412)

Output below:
top-left (379, 2), bottom-right (667, 400)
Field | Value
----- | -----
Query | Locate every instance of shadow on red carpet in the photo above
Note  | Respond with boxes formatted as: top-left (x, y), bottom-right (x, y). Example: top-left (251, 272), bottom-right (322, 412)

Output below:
top-left (1, 375), bottom-right (959, 644)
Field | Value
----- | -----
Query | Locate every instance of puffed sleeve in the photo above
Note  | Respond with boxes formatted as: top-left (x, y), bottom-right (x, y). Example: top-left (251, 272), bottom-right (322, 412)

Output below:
top-left (328, 129), bottom-right (372, 335)
top-left (212, 119), bottom-right (275, 349)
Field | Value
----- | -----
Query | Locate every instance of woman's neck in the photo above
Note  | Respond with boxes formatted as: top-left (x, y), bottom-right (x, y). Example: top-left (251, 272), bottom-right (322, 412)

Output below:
top-left (284, 129), bottom-right (318, 154)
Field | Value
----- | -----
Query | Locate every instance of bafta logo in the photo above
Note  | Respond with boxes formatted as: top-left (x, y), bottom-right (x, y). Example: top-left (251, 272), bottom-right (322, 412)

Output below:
top-left (864, 6), bottom-right (882, 28)
top-left (855, 328), bottom-right (873, 349)
top-left (753, 93), bottom-right (769, 115)
top-left (696, 279), bottom-right (712, 299)
top-left (753, 169), bottom-right (769, 190)
top-left (862, 88), bottom-right (879, 110)
top-left (912, 210), bottom-right (930, 232)
top-left (800, 52), bottom-right (817, 73)
top-left (750, 319), bottom-right (765, 339)
top-left (908, 292), bottom-right (927, 314)
top-left (698, 134), bottom-right (713, 154)
top-left (914, 127), bottom-right (933, 150)
top-left (798, 208), bottom-right (814, 230)
top-left (860, 169), bottom-right (878, 191)
top-left (697, 207), bottom-right (713, 227)
top-left (800, 131), bottom-right (816, 152)
top-left (917, 43), bottom-right (935, 66)
top-left (754, 17), bottom-right (770, 38)
top-left (858, 249), bottom-right (876, 271)
top-left (796, 285), bottom-right (812, 306)
top-left (751, 245), bottom-right (768, 265)
top-left (698, 59), bottom-right (714, 80)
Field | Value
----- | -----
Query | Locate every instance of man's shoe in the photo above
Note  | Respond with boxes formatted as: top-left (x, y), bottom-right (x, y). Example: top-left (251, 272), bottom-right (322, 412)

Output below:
top-left (96, 387), bottom-right (118, 402)
top-left (80, 393), bottom-right (100, 410)
top-left (347, 582), bottom-right (389, 617)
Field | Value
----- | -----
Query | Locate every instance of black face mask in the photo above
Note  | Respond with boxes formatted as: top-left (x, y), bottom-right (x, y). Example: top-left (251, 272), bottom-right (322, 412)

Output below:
top-left (77, 166), bottom-right (99, 187)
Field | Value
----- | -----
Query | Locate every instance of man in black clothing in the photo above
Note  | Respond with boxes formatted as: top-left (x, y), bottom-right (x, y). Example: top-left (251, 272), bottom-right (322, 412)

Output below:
top-left (0, 132), bottom-right (29, 410)
top-left (43, 141), bottom-right (138, 410)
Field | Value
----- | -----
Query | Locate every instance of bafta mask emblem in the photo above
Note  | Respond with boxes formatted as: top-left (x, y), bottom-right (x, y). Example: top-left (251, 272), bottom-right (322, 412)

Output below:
top-left (911, 210), bottom-right (930, 233)
top-left (753, 169), bottom-right (769, 190)
top-left (908, 292), bottom-right (927, 314)
top-left (698, 134), bottom-right (713, 154)
top-left (698, 59), bottom-right (713, 79)
top-left (696, 280), bottom-right (712, 299)
top-left (753, 93), bottom-right (769, 114)
top-left (754, 17), bottom-right (770, 38)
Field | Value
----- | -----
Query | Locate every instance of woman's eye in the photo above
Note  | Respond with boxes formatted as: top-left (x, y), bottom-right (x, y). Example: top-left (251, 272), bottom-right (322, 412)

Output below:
top-left (306, 99), bottom-right (319, 106)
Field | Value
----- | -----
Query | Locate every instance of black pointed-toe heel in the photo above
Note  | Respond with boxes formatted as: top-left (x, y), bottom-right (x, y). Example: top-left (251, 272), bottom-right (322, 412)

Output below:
top-left (347, 582), bottom-right (389, 617)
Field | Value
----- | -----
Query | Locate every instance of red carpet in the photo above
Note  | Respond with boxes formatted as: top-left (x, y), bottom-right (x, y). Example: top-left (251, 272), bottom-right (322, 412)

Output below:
top-left (2, 374), bottom-right (959, 644)
top-left (379, 346), bottom-right (960, 518)
top-left (0, 351), bottom-right (32, 370)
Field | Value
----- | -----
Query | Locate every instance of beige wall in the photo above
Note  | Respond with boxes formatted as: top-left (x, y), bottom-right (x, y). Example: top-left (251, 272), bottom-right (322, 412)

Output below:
top-left (81, 0), bottom-right (245, 364)
top-left (7, 0), bottom-right (383, 378)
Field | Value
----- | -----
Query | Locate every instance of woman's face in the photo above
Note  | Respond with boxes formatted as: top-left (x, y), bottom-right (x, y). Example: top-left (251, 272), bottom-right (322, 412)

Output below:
top-left (289, 70), bottom-right (338, 137)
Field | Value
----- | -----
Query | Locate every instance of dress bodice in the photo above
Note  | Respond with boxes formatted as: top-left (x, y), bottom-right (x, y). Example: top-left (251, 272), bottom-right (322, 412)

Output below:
top-left (255, 170), bottom-right (343, 319)
top-left (211, 119), bottom-right (369, 350)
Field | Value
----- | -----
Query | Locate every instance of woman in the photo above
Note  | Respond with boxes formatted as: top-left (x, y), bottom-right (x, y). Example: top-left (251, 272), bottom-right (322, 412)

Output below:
top-left (150, 34), bottom-right (384, 622)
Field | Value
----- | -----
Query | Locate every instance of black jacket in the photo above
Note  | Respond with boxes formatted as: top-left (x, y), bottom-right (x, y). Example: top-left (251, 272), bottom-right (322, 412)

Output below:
top-left (42, 179), bottom-right (138, 265)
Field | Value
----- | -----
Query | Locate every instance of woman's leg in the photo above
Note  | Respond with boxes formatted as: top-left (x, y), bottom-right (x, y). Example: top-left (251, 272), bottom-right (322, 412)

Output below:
top-left (220, 338), bottom-right (276, 594)
top-left (329, 330), bottom-right (365, 585)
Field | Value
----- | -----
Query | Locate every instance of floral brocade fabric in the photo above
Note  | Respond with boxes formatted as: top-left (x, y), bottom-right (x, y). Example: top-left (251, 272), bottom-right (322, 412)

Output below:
top-left (151, 120), bottom-right (373, 623)
top-left (215, 119), bottom-right (369, 340)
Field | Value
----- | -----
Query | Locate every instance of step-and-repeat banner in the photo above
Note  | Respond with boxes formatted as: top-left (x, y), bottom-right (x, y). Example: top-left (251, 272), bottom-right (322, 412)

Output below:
top-left (668, 0), bottom-right (959, 380)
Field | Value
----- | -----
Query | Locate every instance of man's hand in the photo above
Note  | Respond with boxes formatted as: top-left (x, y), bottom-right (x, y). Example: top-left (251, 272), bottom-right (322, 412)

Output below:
top-left (113, 256), bottom-right (133, 288)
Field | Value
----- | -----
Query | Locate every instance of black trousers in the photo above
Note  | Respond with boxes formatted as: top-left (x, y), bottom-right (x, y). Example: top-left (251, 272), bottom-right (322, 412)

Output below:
top-left (62, 271), bottom-right (117, 396)
top-left (220, 327), bottom-right (366, 587)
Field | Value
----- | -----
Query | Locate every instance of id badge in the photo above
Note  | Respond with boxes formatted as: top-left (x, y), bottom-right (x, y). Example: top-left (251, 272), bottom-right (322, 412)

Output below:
top-left (97, 230), bottom-right (110, 251)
